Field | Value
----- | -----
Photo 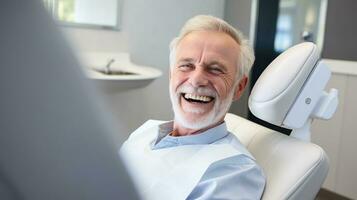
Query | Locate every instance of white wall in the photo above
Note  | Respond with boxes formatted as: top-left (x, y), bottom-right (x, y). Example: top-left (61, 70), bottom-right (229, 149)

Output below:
top-left (62, 0), bottom-right (226, 140)
top-left (224, 0), bottom-right (256, 118)
top-left (312, 60), bottom-right (357, 199)
top-left (62, 27), bottom-right (129, 52)
top-left (224, 0), bottom-right (253, 37)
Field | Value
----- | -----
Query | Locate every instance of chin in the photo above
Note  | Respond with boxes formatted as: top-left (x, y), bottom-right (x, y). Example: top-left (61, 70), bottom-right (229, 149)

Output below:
top-left (175, 111), bottom-right (217, 130)
top-left (169, 85), bottom-right (235, 130)
top-left (172, 102), bottom-right (231, 130)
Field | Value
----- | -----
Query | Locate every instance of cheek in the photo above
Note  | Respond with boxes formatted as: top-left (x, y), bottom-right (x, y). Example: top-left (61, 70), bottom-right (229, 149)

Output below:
top-left (170, 73), bottom-right (185, 90)
top-left (214, 76), bottom-right (236, 98)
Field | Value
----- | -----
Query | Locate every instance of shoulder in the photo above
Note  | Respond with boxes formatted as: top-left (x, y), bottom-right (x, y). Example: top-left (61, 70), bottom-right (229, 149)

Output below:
top-left (120, 120), bottom-right (165, 154)
top-left (214, 131), bottom-right (254, 159)
top-left (126, 119), bottom-right (165, 141)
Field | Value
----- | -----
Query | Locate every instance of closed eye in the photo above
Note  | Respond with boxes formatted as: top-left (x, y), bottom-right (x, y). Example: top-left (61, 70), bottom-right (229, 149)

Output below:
top-left (208, 66), bottom-right (225, 75)
top-left (178, 63), bottom-right (194, 71)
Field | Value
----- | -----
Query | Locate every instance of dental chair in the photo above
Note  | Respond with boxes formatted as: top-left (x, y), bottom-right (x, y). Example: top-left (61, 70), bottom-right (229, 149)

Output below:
top-left (226, 113), bottom-right (328, 200)
top-left (225, 43), bottom-right (338, 200)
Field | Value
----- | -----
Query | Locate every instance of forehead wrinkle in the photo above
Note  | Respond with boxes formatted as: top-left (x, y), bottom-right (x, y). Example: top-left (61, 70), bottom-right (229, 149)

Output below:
top-left (196, 42), bottom-right (208, 65)
top-left (176, 48), bottom-right (205, 66)
top-left (176, 33), bottom-right (207, 64)
top-left (193, 42), bottom-right (224, 68)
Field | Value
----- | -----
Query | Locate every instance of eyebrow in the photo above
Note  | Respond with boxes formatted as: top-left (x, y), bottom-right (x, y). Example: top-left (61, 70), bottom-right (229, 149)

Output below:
top-left (176, 58), bottom-right (195, 64)
top-left (176, 58), bottom-right (229, 73)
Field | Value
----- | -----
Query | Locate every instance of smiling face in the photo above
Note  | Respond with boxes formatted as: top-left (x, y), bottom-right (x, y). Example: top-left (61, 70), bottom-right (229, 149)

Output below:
top-left (170, 30), bottom-right (246, 134)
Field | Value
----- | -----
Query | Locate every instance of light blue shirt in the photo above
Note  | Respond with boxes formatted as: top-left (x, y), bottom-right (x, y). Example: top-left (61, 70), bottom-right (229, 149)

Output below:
top-left (151, 121), bottom-right (266, 200)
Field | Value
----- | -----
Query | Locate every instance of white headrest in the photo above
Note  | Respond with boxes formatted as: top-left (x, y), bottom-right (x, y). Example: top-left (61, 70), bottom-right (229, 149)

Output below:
top-left (249, 42), bottom-right (319, 126)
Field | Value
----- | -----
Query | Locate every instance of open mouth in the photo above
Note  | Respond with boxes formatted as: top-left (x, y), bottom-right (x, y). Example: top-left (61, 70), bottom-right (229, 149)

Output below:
top-left (182, 93), bottom-right (214, 104)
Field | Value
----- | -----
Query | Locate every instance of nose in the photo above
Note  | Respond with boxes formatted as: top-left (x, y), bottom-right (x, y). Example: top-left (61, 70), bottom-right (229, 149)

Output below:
top-left (189, 67), bottom-right (209, 87)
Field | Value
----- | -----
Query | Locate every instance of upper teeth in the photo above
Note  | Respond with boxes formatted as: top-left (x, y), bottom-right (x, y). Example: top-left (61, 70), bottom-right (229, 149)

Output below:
top-left (184, 93), bottom-right (212, 102)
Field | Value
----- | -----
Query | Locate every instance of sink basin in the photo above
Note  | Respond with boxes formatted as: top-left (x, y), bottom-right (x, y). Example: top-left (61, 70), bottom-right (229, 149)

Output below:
top-left (92, 68), bottom-right (138, 75)
top-left (78, 52), bottom-right (162, 91)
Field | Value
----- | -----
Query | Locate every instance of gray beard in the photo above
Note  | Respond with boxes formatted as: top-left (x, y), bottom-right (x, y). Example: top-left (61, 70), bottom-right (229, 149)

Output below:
top-left (169, 85), bottom-right (235, 130)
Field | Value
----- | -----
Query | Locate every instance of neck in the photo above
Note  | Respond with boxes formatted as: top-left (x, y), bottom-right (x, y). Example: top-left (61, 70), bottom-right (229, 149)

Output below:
top-left (172, 120), bottom-right (224, 136)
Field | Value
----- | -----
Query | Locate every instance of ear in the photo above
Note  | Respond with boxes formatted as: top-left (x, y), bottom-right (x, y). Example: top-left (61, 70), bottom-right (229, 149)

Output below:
top-left (233, 75), bottom-right (248, 101)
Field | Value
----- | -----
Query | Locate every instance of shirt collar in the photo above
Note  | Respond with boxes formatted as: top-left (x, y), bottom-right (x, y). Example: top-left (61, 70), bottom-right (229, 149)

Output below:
top-left (152, 121), bottom-right (229, 149)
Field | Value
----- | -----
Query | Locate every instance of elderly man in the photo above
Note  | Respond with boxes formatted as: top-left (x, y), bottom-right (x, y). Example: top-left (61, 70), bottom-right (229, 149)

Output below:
top-left (121, 15), bottom-right (265, 200)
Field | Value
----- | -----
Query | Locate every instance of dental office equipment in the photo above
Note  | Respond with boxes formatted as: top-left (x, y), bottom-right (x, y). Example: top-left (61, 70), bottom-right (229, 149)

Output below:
top-left (223, 43), bottom-right (335, 200)
top-left (249, 42), bottom-right (338, 141)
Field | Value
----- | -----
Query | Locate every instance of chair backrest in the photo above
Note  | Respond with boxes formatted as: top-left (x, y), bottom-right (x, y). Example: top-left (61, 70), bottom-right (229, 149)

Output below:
top-left (225, 113), bottom-right (329, 200)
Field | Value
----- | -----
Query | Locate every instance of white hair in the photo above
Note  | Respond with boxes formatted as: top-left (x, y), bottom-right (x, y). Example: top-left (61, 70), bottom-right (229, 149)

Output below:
top-left (169, 15), bottom-right (255, 80)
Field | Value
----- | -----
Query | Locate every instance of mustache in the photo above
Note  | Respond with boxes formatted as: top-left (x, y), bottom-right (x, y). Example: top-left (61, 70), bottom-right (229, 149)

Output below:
top-left (176, 85), bottom-right (216, 97)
